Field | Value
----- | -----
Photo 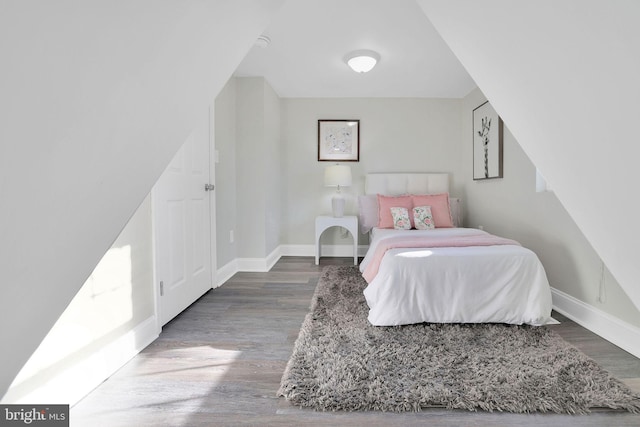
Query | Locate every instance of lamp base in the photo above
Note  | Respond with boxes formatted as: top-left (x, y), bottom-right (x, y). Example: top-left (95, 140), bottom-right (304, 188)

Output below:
top-left (332, 195), bottom-right (345, 217)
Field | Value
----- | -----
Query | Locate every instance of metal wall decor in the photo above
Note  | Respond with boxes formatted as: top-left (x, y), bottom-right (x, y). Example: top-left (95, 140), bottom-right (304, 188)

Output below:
top-left (472, 101), bottom-right (503, 180)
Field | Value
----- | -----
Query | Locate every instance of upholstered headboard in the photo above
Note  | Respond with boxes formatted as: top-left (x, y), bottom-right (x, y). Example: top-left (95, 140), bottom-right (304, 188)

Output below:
top-left (365, 173), bottom-right (449, 195)
top-left (359, 173), bottom-right (462, 232)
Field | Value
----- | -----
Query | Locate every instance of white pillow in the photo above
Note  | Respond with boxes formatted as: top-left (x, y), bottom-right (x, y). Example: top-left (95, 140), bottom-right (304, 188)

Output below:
top-left (413, 206), bottom-right (435, 230)
top-left (390, 207), bottom-right (411, 230)
top-left (358, 195), bottom-right (379, 234)
top-left (449, 197), bottom-right (462, 227)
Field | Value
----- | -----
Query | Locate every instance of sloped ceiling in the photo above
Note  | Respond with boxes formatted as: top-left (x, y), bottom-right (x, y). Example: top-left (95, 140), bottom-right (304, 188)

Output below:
top-left (417, 0), bottom-right (640, 310)
top-left (0, 0), bottom-right (283, 399)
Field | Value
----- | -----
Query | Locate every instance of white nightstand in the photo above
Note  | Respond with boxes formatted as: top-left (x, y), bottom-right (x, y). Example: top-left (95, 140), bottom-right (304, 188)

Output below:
top-left (315, 215), bottom-right (358, 265)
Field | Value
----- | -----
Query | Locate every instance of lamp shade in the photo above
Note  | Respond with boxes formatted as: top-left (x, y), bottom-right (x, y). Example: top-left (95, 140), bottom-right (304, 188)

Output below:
top-left (324, 164), bottom-right (352, 187)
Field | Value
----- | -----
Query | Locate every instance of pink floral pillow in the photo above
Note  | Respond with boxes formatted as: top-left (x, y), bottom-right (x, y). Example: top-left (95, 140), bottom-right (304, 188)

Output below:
top-left (377, 194), bottom-right (413, 228)
top-left (413, 206), bottom-right (435, 230)
top-left (411, 193), bottom-right (453, 228)
top-left (390, 207), bottom-right (411, 230)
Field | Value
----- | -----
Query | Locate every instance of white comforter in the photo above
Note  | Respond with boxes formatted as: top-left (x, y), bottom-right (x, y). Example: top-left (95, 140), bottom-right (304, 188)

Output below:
top-left (359, 228), bottom-right (553, 326)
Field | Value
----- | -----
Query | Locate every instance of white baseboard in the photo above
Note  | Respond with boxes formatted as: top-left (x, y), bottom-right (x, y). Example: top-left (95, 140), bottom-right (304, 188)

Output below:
top-left (551, 287), bottom-right (640, 359)
top-left (215, 259), bottom-right (238, 288)
top-left (3, 316), bottom-right (159, 406)
top-left (265, 246), bottom-right (282, 270)
top-left (227, 244), bottom-right (368, 274)
top-left (215, 245), bottom-right (368, 287)
top-left (217, 247), bottom-right (285, 283)
top-left (279, 244), bottom-right (315, 257)
top-left (236, 246), bottom-right (282, 272)
top-left (280, 244), bottom-right (369, 258)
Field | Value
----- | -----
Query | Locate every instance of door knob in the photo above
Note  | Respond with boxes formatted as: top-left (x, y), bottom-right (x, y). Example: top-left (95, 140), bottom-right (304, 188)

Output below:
top-left (204, 183), bottom-right (215, 191)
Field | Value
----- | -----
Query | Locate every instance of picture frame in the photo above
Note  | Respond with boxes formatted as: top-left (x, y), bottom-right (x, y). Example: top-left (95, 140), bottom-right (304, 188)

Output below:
top-left (472, 101), bottom-right (503, 180)
top-left (318, 119), bottom-right (360, 162)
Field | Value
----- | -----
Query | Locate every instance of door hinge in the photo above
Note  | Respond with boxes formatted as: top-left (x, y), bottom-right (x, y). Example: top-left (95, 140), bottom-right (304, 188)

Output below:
top-left (160, 281), bottom-right (164, 296)
top-left (204, 183), bottom-right (215, 191)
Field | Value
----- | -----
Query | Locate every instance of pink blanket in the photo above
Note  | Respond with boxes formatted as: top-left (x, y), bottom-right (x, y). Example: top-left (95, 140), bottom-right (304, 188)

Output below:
top-left (362, 233), bottom-right (521, 283)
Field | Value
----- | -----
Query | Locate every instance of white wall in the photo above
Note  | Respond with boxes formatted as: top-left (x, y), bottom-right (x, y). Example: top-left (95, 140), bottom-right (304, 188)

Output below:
top-left (419, 0), bottom-right (640, 312)
top-left (233, 77), bottom-right (283, 261)
top-left (0, 0), bottom-right (283, 399)
top-left (236, 78), bottom-right (267, 258)
top-left (463, 89), bottom-right (640, 328)
top-left (280, 97), bottom-right (464, 246)
top-left (264, 81), bottom-right (283, 255)
top-left (3, 196), bottom-right (156, 404)
top-left (215, 78), bottom-right (239, 268)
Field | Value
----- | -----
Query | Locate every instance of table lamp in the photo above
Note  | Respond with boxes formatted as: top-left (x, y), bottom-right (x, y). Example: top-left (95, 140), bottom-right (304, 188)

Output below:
top-left (324, 164), bottom-right (352, 217)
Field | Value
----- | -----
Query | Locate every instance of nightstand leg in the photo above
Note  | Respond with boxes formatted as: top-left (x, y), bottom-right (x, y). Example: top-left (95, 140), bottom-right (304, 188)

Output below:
top-left (352, 229), bottom-right (357, 265)
top-left (353, 244), bottom-right (357, 265)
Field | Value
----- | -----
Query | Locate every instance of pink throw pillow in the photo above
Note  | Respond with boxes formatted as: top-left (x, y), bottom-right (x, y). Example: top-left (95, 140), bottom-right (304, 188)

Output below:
top-left (411, 193), bottom-right (453, 228)
top-left (377, 195), bottom-right (413, 228)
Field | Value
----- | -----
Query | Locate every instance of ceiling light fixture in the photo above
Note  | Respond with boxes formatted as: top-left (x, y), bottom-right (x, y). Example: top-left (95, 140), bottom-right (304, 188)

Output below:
top-left (345, 49), bottom-right (380, 73)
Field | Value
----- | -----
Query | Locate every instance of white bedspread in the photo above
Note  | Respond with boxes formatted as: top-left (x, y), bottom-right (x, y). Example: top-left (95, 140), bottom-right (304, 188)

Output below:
top-left (359, 228), bottom-right (553, 326)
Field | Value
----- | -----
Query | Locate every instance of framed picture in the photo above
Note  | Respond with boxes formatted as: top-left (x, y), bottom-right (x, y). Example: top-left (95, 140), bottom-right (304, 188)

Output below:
top-left (318, 119), bottom-right (360, 162)
top-left (473, 101), bottom-right (503, 180)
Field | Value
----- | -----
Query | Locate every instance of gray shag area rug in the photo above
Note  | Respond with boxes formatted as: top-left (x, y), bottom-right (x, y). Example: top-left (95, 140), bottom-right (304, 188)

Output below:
top-left (278, 266), bottom-right (640, 414)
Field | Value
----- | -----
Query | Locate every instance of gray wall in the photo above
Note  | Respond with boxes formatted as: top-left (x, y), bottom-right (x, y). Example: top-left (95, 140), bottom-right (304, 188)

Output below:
top-left (462, 88), bottom-right (640, 328)
top-left (216, 77), bottom-right (283, 265)
top-left (263, 80), bottom-right (283, 255)
top-left (280, 97), bottom-right (464, 246)
top-left (236, 78), bottom-right (267, 258)
top-left (215, 78), bottom-right (239, 267)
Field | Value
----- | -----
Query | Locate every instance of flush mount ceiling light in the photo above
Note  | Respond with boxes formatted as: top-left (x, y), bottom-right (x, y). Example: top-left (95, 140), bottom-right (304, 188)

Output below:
top-left (345, 49), bottom-right (380, 73)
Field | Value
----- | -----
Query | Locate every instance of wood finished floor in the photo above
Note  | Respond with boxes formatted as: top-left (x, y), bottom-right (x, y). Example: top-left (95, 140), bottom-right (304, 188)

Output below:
top-left (71, 256), bottom-right (640, 427)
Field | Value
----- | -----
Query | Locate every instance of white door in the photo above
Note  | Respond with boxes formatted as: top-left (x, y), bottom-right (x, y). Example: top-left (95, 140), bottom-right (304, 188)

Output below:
top-left (153, 107), bottom-right (215, 326)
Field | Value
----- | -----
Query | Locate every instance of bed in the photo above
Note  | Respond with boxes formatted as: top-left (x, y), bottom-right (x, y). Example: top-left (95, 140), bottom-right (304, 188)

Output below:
top-left (358, 173), bottom-right (553, 327)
